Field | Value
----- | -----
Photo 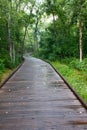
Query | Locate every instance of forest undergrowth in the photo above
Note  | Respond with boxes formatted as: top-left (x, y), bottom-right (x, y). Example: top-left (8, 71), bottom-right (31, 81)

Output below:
top-left (51, 58), bottom-right (87, 102)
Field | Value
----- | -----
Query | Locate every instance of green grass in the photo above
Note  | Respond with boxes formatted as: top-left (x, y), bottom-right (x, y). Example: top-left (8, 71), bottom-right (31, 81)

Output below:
top-left (51, 61), bottom-right (87, 102)
top-left (0, 69), bottom-right (14, 85)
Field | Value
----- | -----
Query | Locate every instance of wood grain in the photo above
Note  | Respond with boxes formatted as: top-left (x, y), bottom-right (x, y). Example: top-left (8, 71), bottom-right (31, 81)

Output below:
top-left (0, 56), bottom-right (87, 130)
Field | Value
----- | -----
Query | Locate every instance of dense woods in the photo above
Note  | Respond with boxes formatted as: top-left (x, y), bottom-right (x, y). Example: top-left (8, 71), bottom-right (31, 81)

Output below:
top-left (39, 0), bottom-right (87, 61)
top-left (0, 0), bottom-right (87, 77)
top-left (0, 0), bottom-right (36, 79)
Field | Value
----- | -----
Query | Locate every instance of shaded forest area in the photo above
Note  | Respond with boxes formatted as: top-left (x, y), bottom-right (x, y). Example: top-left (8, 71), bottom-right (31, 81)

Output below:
top-left (0, 0), bottom-right (36, 80)
top-left (39, 0), bottom-right (87, 61)
top-left (0, 0), bottom-right (87, 87)
top-left (0, 0), bottom-right (87, 62)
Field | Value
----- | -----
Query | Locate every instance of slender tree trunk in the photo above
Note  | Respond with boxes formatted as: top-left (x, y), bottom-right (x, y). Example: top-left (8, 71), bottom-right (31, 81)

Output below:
top-left (15, 0), bottom-right (21, 11)
top-left (8, 0), bottom-right (12, 62)
top-left (34, 10), bottom-right (39, 55)
top-left (79, 20), bottom-right (83, 62)
top-left (9, 42), bottom-right (13, 62)
top-left (8, 0), bottom-right (15, 63)
top-left (52, 12), bottom-right (58, 45)
top-left (12, 42), bottom-right (15, 63)
top-left (21, 26), bottom-right (27, 58)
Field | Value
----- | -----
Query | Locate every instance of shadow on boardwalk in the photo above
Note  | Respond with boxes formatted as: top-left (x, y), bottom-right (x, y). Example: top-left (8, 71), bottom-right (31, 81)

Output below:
top-left (0, 56), bottom-right (87, 130)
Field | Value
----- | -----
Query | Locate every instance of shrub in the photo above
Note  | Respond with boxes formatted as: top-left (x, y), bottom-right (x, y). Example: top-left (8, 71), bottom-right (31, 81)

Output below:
top-left (0, 59), bottom-right (5, 82)
top-left (69, 58), bottom-right (87, 71)
top-left (0, 59), bottom-right (5, 71)
top-left (3, 58), bottom-right (14, 69)
top-left (60, 57), bottom-right (74, 64)
top-left (48, 53), bottom-right (57, 61)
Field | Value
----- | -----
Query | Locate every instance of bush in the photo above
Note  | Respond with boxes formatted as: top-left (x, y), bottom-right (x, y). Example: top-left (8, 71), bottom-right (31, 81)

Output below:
top-left (60, 57), bottom-right (74, 64)
top-left (3, 58), bottom-right (15, 69)
top-left (0, 59), bottom-right (5, 82)
top-left (48, 53), bottom-right (57, 61)
top-left (69, 58), bottom-right (87, 71)
top-left (0, 59), bottom-right (5, 71)
top-left (60, 58), bottom-right (87, 72)
top-left (52, 60), bottom-right (87, 102)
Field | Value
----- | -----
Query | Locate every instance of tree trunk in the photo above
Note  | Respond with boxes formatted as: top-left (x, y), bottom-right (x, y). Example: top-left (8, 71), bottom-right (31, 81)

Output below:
top-left (8, 0), bottom-right (15, 63)
top-left (79, 20), bottom-right (83, 62)
top-left (34, 10), bottom-right (39, 56)
top-left (21, 26), bottom-right (27, 58)
top-left (52, 12), bottom-right (58, 45)
top-left (8, 1), bottom-right (12, 62)
top-left (12, 42), bottom-right (15, 63)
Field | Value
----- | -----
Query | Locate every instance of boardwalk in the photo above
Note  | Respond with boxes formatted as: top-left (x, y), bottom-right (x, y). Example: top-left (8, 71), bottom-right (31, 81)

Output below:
top-left (0, 56), bottom-right (87, 130)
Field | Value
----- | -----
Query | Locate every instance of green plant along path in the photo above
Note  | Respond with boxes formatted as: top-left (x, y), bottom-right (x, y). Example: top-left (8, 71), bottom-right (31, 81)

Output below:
top-left (51, 59), bottom-right (87, 102)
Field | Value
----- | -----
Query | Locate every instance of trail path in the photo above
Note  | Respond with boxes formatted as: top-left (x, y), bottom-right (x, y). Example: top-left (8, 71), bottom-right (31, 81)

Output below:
top-left (0, 56), bottom-right (87, 130)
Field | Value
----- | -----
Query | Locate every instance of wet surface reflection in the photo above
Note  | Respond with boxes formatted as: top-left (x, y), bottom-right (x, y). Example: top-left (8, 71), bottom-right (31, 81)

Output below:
top-left (0, 56), bottom-right (87, 130)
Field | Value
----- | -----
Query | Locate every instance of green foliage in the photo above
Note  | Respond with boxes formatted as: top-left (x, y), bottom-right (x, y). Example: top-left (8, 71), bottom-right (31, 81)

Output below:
top-left (0, 0), bottom-right (34, 70)
top-left (39, 21), bottom-right (79, 60)
top-left (0, 59), bottom-right (5, 81)
top-left (69, 58), bottom-right (87, 71)
top-left (39, 0), bottom-right (87, 62)
top-left (0, 59), bottom-right (5, 71)
top-left (52, 59), bottom-right (87, 102)
top-left (3, 58), bottom-right (14, 69)
top-left (60, 58), bottom-right (87, 72)
top-left (0, 49), bottom-right (13, 69)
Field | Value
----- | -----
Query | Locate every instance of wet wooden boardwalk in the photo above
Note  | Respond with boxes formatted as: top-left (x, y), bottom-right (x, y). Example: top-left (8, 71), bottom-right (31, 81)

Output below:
top-left (0, 56), bottom-right (87, 130)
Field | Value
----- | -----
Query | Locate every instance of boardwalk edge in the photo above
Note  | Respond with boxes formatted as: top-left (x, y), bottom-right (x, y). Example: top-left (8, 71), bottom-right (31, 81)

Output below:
top-left (41, 59), bottom-right (87, 110)
top-left (0, 61), bottom-right (24, 88)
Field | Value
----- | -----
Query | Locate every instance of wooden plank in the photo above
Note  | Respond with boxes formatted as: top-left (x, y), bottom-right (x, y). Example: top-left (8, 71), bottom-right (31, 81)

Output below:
top-left (0, 56), bottom-right (87, 130)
